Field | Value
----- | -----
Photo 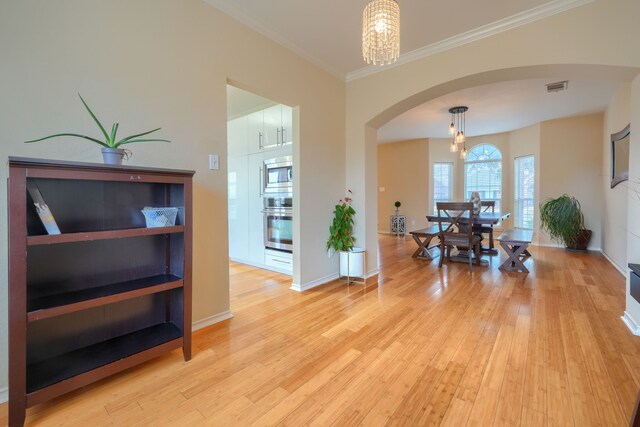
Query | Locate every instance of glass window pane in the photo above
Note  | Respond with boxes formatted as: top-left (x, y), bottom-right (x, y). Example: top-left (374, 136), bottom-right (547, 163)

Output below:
top-left (464, 145), bottom-right (502, 212)
top-left (433, 162), bottom-right (453, 214)
top-left (466, 144), bottom-right (502, 162)
top-left (514, 155), bottom-right (535, 229)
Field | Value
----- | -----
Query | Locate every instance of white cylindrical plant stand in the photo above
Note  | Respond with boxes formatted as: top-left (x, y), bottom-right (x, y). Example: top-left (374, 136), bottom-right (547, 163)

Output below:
top-left (339, 247), bottom-right (366, 285)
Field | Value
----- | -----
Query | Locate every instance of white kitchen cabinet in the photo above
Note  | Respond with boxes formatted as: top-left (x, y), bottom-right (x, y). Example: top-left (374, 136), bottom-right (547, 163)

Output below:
top-left (246, 105), bottom-right (293, 154)
top-left (247, 110), bottom-right (264, 154)
top-left (280, 104), bottom-right (293, 145)
top-left (228, 155), bottom-right (249, 261)
top-left (263, 105), bottom-right (283, 149)
top-left (264, 249), bottom-right (293, 273)
top-left (247, 152), bottom-right (265, 264)
top-left (227, 116), bottom-right (248, 157)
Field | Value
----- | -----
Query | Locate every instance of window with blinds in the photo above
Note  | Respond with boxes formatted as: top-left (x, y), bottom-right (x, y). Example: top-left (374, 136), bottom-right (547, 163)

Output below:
top-left (514, 155), bottom-right (535, 229)
top-left (464, 144), bottom-right (502, 212)
top-left (433, 162), bottom-right (453, 214)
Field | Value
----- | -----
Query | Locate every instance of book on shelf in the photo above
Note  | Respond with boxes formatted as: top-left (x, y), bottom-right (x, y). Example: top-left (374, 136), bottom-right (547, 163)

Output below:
top-left (26, 181), bottom-right (61, 235)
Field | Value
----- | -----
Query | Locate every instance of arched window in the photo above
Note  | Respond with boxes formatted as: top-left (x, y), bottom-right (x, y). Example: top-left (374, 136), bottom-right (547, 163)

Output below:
top-left (464, 144), bottom-right (502, 211)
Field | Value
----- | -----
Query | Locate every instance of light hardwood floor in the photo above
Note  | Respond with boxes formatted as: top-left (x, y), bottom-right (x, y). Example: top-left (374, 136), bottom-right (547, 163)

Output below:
top-left (2, 234), bottom-right (640, 426)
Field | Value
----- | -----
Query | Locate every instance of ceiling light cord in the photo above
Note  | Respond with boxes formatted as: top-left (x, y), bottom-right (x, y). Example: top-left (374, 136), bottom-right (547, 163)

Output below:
top-left (447, 106), bottom-right (469, 159)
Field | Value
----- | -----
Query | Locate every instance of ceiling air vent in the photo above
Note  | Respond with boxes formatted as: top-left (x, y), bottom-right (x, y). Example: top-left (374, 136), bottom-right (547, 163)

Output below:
top-left (546, 80), bottom-right (569, 93)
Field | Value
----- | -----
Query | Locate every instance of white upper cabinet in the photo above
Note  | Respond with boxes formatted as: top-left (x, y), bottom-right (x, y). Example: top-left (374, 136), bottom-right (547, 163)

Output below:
top-left (263, 105), bottom-right (282, 149)
top-left (247, 110), bottom-right (264, 154)
top-left (242, 104), bottom-right (293, 155)
top-left (227, 116), bottom-right (248, 157)
top-left (280, 104), bottom-right (293, 145)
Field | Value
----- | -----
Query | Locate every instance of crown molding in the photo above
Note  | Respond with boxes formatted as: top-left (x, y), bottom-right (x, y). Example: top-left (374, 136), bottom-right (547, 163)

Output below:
top-left (203, 0), bottom-right (346, 80)
top-left (205, 0), bottom-right (594, 83)
top-left (346, 0), bottom-right (595, 82)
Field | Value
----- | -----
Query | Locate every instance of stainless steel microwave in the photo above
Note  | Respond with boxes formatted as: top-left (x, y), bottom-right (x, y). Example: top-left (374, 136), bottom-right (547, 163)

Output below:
top-left (263, 156), bottom-right (292, 194)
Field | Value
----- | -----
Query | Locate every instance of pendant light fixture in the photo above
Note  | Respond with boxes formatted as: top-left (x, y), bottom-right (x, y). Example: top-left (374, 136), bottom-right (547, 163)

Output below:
top-left (362, 0), bottom-right (400, 66)
top-left (448, 106), bottom-right (468, 159)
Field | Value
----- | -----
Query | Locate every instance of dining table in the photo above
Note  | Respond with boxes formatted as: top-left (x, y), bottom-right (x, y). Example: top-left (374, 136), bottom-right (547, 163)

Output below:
top-left (425, 211), bottom-right (511, 262)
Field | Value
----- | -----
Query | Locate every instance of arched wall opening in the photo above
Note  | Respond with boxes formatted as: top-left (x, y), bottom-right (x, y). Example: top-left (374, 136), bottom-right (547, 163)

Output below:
top-left (351, 64), bottom-right (640, 280)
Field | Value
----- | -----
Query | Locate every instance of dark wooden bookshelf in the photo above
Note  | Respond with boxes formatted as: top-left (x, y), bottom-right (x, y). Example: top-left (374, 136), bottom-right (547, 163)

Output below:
top-left (27, 226), bottom-right (184, 245)
top-left (26, 322), bottom-right (182, 393)
top-left (8, 157), bottom-right (194, 427)
top-left (27, 274), bottom-right (183, 321)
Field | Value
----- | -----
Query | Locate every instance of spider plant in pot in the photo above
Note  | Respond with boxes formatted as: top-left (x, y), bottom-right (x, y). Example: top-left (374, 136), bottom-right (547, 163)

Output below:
top-left (539, 194), bottom-right (592, 252)
top-left (327, 190), bottom-right (364, 277)
top-left (24, 94), bottom-right (170, 165)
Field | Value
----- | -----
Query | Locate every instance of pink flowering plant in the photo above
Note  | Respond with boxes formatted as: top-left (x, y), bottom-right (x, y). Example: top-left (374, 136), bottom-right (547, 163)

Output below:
top-left (327, 189), bottom-right (356, 254)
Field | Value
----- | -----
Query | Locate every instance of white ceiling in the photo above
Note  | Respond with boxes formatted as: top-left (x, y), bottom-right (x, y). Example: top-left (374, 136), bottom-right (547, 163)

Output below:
top-left (216, 0), bottom-right (620, 142)
top-left (227, 85), bottom-right (276, 119)
top-left (377, 78), bottom-right (621, 142)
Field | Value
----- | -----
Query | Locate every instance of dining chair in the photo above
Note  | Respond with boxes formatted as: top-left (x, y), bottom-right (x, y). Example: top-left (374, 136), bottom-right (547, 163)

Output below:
top-left (436, 202), bottom-right (482, 272)
top-left (473, 200), bottom-right (495, 251)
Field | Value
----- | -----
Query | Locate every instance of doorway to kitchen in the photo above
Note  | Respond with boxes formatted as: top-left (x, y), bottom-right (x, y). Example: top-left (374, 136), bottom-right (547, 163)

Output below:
top-left (226, 84), bottom-right (294, 286)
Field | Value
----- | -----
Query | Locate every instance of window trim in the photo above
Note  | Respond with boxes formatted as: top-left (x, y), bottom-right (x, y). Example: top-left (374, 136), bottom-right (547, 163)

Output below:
top-left (463, 144), bottom-right (503, 212)
top-left (514, 154), bottom-right (535, 229)
top-left (433, 162), bottom-right (454, 214)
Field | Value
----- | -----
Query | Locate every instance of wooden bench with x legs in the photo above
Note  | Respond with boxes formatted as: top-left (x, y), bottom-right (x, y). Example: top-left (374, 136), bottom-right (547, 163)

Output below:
top-left (409, 226), bottom-right (441, 260)
top-left (497, 229), bottom-right (533, 273)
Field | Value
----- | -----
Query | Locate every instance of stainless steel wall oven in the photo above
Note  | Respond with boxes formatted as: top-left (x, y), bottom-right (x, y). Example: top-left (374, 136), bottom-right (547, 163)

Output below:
top-left (262, 196), bottom-right (293, 252)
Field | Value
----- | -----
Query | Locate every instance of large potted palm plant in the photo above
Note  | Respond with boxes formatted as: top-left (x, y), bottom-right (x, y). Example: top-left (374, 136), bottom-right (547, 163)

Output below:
top-left (539, 194), bottom-right (592, 251)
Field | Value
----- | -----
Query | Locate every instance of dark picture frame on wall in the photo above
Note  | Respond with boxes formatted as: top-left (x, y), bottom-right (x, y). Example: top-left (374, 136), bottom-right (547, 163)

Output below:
top-left (611, 124), bottom-right (630, 189)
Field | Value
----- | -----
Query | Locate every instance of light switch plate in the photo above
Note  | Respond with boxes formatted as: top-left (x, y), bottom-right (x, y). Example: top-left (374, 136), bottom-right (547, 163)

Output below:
top-left (379, 187), bottom-right (385, 192)
top-left (209, 154), bottom-right (219, 170)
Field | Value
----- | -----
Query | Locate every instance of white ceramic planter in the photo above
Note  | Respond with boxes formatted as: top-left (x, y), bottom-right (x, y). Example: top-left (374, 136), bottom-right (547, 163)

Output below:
top-left (339, 247), bottom-right (365, 278)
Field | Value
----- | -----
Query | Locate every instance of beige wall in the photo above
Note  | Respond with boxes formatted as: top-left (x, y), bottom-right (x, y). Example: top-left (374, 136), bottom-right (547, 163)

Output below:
top-left (539, 114), bottom-right (604, 248)
top-left (603, 84), bottom-right (631, 272)
top-left (0, 0), bottom-right (346, 395)
top-left (377, 139), bottom-right (430, 233)
top-left (428, 138), bottom-right (463, 211)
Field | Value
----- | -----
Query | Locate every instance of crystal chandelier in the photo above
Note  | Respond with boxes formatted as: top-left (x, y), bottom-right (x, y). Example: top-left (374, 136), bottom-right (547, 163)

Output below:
top-left (362, 0), bottom-right (400, 66)
top-left (448, 106), bottom-right (468, 159)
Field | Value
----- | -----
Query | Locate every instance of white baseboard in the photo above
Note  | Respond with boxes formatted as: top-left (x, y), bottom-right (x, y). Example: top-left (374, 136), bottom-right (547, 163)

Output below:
top-left (192, 310), bottom-right (234, 331)
top-left (0, 386), bottom-right (7, 404)
top-left (291, 268), bottom-right (380, 292)
top-left (230, 258), bottom-right (292, 276)
top-left (378, 230), bottom-right (408, 236)
top-left (532, 242), bottom-right (603, 252)
top-left (531, 241), bottom-right (564, 248)
top-left (621, 311), bottom-right (640, 336)
top-left (600, 250), bottom-right (627, 277)
top-left (366, 268), bottom-right (380, 279)
top-left (291, 272), bottom-right (339, 292)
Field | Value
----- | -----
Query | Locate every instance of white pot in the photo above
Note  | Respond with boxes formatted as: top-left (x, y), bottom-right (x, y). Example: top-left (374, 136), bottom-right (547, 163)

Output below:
top-left (339, 247), bottom-right (365, 277)
top-left (101, 147), bottom-right (126, 165)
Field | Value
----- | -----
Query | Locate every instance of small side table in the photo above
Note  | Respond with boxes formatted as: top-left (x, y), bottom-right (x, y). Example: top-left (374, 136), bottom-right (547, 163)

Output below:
top-left (390, 214), bottom-right (406, 236)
